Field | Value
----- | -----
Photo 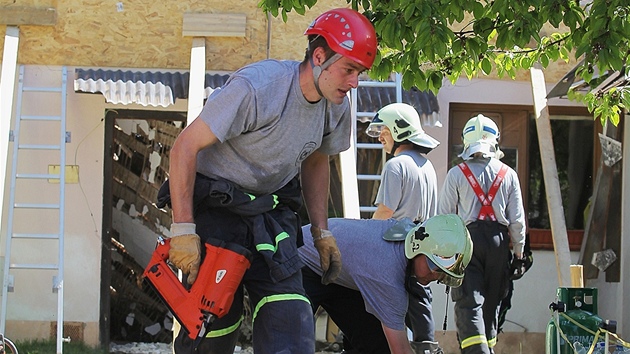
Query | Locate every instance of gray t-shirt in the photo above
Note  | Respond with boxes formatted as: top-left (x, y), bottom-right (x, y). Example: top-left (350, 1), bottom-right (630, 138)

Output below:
top-left (196, 60), bottom-right (351, 194)
top-left (299, 218), bottom-right (411, 331)
top-left (374, 150), bottom-right (438, 222)
top-left (437, 157), bottom-right (526, 255)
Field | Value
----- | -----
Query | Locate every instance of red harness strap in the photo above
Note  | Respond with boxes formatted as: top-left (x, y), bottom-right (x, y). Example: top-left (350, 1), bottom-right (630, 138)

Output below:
top-left (457, 162), bottom-right (508, 221)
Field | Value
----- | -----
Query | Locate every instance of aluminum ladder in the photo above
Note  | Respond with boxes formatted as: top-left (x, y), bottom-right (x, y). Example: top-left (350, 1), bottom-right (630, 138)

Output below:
top-left (345, 74), bottom-right (403, 216)
top-left (1, 65), bottom-right (68, 354)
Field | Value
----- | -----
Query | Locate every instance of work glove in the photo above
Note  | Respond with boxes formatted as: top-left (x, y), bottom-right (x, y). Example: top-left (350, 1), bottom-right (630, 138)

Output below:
top-left (311, 225), bottom-right (342, 285)
top-left (168, 223), bottom-right (201, 285)
top-left (510, 251), bottom-right (533, 281)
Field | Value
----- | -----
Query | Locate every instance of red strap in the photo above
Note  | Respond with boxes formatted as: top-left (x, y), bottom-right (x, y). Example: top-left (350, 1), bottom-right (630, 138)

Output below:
top-left (457, 163), bottom-right (508, 221)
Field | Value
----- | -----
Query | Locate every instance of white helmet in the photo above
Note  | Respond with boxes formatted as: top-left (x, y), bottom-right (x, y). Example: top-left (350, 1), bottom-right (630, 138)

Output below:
top-left (382, 214), bottom-right (473, 287)
top-left (366, 103), bottom-right (440, 149)
top-left (458, 114), bottom-right (504, 160)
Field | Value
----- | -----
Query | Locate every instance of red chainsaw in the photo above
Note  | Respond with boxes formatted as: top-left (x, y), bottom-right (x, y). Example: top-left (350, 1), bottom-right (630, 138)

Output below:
top-left (143, 236), bottom-right (252, 342)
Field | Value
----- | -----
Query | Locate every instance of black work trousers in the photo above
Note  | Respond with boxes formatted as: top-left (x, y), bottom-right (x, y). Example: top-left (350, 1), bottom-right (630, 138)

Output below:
top-left (451, 220), bottom-right (511, 354)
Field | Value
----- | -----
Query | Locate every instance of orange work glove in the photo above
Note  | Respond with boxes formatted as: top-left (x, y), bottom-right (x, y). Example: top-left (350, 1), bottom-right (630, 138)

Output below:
top-left (311, 225), bottom-right (342, 285)
top-left (168, 223), bottom-right (201, 285)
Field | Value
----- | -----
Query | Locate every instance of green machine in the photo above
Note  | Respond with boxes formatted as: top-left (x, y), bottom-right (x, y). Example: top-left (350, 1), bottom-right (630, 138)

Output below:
top-left (546, 287), bottom-right (605, 354)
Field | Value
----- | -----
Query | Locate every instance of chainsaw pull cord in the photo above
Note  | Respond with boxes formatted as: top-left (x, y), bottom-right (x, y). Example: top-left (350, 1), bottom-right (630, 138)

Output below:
top-left (442, 286), bottom-right (450, 332)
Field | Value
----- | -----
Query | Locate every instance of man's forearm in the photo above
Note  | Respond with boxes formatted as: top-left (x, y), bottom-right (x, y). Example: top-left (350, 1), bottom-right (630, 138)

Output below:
top-left (301, 151), bottom-right (330, 229)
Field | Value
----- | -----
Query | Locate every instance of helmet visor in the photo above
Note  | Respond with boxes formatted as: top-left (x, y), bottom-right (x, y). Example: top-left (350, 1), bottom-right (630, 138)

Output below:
top-left (366, 114), bottom-right (385, 138)
top-left (427, 252), bottom-right (467, 287)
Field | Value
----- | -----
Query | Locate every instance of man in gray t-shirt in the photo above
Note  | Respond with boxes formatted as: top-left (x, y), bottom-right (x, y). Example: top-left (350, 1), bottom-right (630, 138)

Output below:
top-left (300, 215), bottom-right (473, 354)
top-left (366, 103), bottom-right (442, 353)
top-left (159, 8), bottom-right (379, 354)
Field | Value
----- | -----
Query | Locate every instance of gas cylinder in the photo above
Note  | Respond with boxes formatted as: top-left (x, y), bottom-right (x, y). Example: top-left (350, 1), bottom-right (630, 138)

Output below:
top-left (545, 287), bottom-right (605, 354)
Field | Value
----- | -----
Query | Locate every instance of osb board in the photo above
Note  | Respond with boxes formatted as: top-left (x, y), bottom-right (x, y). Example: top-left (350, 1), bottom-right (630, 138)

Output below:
top-left (0, 0), bottom-right (571, 81)
top-left (0, 0), bottom-right (344, 72)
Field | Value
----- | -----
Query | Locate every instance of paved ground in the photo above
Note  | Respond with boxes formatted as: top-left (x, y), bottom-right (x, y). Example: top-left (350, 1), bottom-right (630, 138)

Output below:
top-left (109, 342), bottom-right (339, 353)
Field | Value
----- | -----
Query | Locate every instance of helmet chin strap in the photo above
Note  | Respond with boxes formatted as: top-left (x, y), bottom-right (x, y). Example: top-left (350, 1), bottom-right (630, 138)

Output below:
top-left (309, 53), bottom-right (342, 98)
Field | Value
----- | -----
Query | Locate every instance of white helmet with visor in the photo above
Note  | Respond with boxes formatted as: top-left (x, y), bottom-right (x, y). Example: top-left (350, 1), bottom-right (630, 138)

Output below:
top-left (366, 103), bottom-right (439, 149)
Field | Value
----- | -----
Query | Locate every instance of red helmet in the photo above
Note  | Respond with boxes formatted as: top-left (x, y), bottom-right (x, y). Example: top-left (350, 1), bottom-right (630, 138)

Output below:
top-left (304, 8), bottom-right (377, 69)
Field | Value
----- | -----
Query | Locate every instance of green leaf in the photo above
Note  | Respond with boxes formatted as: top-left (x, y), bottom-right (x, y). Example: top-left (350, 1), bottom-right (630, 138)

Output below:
top-left (540, 53), bottom-right (549, 67)
top-left (481, 57), bottom-right (492, 75)
top-left (403, 4), bottom-right (415, 22)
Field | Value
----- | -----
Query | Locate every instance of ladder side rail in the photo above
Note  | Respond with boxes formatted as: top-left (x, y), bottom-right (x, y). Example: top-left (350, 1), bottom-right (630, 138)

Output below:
top-left (352, 75), bottom-right (404, 216)
top-left (1, 65), bottom-right (25, 334)
top-left (56, 66), bottom-right (68, 354)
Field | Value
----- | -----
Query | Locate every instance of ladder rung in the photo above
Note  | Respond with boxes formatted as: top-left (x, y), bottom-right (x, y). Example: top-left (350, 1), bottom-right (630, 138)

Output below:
top-left (13, 203), bottom-right (60, 209)
top-left (10, 263), bottom-right (59, 270)
top-left (22, 86), bottom-right (63, 93)
top-left (358, 81), bottom-right (397, 88)
top-left (20, 115), bottom-right (62, 121)
top-left (16, 173), bottom-right (60, 179)
top-left (18, 144), bottom-right (61, 150)
top-left (358, 174), bottom-right (381, 181)
top-left (357, 143), bottom-right (382, 149)
top-left (13, 233), bottom-right (60, 239)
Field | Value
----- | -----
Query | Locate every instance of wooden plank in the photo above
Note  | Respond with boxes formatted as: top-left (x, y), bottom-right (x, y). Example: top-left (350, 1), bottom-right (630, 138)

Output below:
top-left (182, 13), bottom-right (246, 37)
top-left (0, 6), bottom-right (56, 26)
top-left (605, 159), bottom-right (622, 282)
top-left (530, 63), bottom-right (572, 287)
top-left (187, 37), bottom-right (206, 124)
top-left (579, 122), bottom-right (619, 279)
top-left (0, 26), bottom-right (19, 252)
top-left (605, 119), bottom-right (623, 282)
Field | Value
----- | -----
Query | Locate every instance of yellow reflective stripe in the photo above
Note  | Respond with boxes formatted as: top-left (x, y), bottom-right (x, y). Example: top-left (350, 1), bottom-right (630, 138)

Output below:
top-left (245, 193), bottom-right (256, 201)
top-left (461, 334), bottom-right (488, 349)
top-left (488, 336), bottom-right (497, 348)
top-left (205, 315), bottom-right (243, 338)
top-left (255, 232), bottom-right (290, 253)
top-left (272, 194), bottom-right (279, 208)
top-left (252, 294), bottom-right (310, 326)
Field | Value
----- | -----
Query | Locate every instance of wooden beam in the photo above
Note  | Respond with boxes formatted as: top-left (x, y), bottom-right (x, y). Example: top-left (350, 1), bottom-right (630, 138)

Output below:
top-left (0, 6), bottom-right (56, 26)
top-left (187, 37), bottom-right (206, 124)
top-left (182, 13), bottom-right (246, 37)
top-left (530, 63), bottom-right (572, 287)
top-left (0, 28), bottom-right (19, 282)
top-left (579, 122), bottom-right (619, 279)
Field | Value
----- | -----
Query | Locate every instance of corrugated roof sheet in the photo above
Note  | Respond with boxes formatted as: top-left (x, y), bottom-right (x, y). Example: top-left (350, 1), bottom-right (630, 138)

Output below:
top-left (74, 69), bottom-right (229, 107)
top-left (74, 69), bottom-right (440, 125)
top-left (355, 85), bottom-right (440, 126)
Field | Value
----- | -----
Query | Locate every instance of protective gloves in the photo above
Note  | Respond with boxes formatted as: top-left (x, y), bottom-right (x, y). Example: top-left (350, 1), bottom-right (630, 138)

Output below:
top-left (510, 251), bottom-right (533, 281)
top-left (168, 223), bottom-right (201, 285)
top-left (311, 225), bottom-right (342, 285)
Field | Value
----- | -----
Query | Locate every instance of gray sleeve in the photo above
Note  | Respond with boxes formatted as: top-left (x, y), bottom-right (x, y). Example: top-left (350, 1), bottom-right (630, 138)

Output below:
top-left (506, 170), bottom-right (526, 255)
top-left (199, 77), bottom-right (257, 143)
top-left (317, 103), bottom-right (351, 155)
top-left (354, 274), bottom-right (408, 331)
top-left (374, 161), bottom-right (403, 210)
top-left (438, 169), bottom-right (459, 215)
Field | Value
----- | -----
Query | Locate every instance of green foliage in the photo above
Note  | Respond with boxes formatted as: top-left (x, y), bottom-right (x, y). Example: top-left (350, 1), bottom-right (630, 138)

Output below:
top-left (258, 0), bottom-right (630, 126)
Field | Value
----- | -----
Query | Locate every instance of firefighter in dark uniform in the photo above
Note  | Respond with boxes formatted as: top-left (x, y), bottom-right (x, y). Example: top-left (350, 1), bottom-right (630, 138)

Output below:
top-left (437, 114), bottom-right (526, 354)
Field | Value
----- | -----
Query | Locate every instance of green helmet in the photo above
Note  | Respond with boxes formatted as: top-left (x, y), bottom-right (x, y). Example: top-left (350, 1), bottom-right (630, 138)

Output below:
top-left (366, 103), bottom-right (439, 149)
top-left (404, 214), bottom-right (473, 287)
